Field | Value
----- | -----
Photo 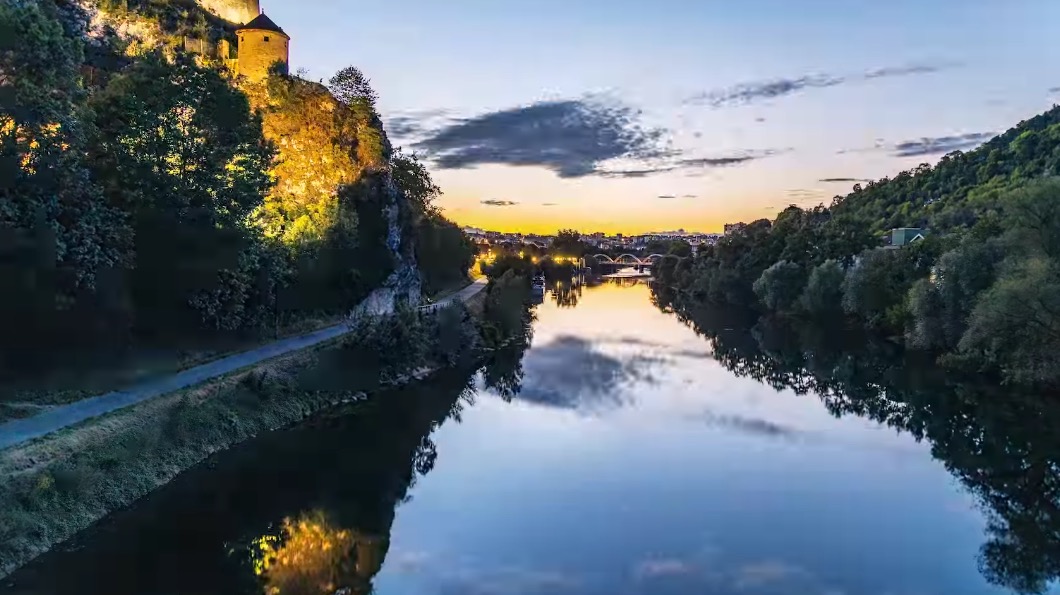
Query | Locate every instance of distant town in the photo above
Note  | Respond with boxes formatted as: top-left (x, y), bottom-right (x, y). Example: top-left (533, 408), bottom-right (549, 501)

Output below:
top-left (462, 226), bottom-right (748, 252)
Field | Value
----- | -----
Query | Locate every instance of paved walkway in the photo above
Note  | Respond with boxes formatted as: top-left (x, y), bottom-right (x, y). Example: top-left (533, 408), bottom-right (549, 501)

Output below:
top-left (0, 279), bottom-right (488, 451)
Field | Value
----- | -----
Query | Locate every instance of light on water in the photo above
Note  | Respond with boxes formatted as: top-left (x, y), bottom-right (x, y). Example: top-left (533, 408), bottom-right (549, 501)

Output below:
top-left (3, 281), bottom-right (1056, 595)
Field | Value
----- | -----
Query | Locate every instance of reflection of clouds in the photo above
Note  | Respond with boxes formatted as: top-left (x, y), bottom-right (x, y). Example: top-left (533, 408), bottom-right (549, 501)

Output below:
top-left (635, 558), bottom-right (701, 579)
top-left (698, 412), bottom-right (803, 440)
top-left (515, 335), bottom-right (661, 412)
top-left (630, 548), bottom-right (832, 594)
top-left (438, 566), bottom-right (580, 595)
top-left (388, 549), bottom-right (432, 574)
top-left (732, 560), bottom-right (813, 590)
top-left (609, 335), bottom-right (713, 360)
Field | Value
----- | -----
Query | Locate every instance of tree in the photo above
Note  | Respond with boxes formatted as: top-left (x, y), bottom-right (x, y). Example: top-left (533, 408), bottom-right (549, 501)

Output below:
top-left (752, 260), bottom-right (805, 311)
top-left (799, 259), bottom-right (845, 316)
top-left (551, 229), bottom-right (586, 256)
top-left (88, 52), bottom-right (276, 332)
top-left (328, 66), bottom-right (378, 110)
top-left (842, 249), bottom-right (909, 331)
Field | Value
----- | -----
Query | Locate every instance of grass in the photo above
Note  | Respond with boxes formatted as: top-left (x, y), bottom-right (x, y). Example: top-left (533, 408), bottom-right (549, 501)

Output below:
top-left (0, 312), bottom-right (346, 422)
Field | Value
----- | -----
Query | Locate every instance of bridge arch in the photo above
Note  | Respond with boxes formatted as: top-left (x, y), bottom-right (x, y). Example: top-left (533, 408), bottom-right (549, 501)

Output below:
top-left (615, 254), bottom-right (643, 264)
top-left (646, 254), bottom-right (666, 262)
top-left (591, 254), bottom-right (616, 263)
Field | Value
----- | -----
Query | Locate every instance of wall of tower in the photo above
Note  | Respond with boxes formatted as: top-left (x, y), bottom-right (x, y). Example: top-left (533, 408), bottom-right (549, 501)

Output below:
top-left (197, 0), bottom-right (260, 25)
top-left (236, 29), bottom-right (289, 81)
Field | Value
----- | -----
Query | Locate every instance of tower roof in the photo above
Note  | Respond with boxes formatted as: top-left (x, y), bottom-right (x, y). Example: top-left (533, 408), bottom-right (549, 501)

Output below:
top-left (238, 13), bottom-right (287, 36)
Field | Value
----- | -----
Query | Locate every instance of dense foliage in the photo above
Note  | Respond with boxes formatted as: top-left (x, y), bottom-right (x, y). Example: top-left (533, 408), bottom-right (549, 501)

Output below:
top-left (0, 0), bottom-right (472, 372)
top-left (657, 101), bottom-right (1060, 388)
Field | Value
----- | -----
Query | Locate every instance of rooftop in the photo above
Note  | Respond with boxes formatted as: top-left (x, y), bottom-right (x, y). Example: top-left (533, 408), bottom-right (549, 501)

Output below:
top-left (238, 13), bottom-right (287, 36)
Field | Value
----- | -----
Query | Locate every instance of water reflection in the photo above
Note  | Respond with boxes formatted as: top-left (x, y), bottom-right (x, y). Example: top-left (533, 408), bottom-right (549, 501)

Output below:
top-left (0, 370), bottom-right (486, 595)
top-left (655, 285), bottom-right (1060, 594)
top-left (508, 334), bottom-right (660, 412)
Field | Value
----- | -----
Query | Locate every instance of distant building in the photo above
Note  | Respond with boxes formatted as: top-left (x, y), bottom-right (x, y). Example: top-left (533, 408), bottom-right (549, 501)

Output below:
top-left (885, 227), bottom-right (928, 249)
top-left (723, 222), bottom-right (746, 235)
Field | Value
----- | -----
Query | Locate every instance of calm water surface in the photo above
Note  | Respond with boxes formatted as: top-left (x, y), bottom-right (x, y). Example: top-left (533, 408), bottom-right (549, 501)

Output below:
top-left (5, 280), bottom-right (1057, 595)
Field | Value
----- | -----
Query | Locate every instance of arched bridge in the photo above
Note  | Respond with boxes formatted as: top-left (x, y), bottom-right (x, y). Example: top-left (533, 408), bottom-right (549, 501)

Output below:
top-left (589, 254), bottom-right (666, 265)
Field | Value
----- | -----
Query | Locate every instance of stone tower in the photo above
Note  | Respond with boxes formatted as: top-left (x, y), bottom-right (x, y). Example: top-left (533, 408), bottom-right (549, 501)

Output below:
top-left (236, 13), bottom-right (290, 81)
top-left (198, 0), bottom-right (260, 25)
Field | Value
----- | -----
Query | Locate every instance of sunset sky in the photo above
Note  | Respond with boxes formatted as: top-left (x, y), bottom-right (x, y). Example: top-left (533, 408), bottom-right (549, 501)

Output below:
top-left (265, 0), bottom-right (1060, 234)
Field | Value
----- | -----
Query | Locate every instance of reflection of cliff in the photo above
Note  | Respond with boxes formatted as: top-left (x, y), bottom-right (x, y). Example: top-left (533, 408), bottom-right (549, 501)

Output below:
top-left (657, 289), bottom-right (1060, 595)
top-left (2, 371), bottom-right (477, 595)
top-left (253, 513), bottom-right (386, 595)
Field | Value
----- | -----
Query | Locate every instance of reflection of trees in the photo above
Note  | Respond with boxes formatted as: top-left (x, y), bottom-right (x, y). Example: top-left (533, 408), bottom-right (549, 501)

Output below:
top-left (481, 342), bottom-right (528, 401)
top-left (549, 280), bottom-right (582, 309)
top-left (655, 287), bottom-right (1060, 594)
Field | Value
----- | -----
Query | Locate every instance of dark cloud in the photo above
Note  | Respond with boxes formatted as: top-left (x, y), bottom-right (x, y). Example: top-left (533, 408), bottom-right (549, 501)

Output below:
top-left (687, 62), bottom-right (955, 108)
top-left (385, 116), bottom-right (424, 138)
top-left (1050, 86), bottom-right (1060, 94)
top-left (597, 166), bottom-right (676, 179)
top-left (480, 199), bottom-right (518, 207)
top-left (413, 99), bottom-right (668, 178)
top-left (657, 194), bottom-right (677, 199)
top-left (541, 202), bottom-right (558, 207)
top-left (892, 132), bottom-right (994, 157)
top-left (818, 177), bottom-right (872, 183)
top-left (754, 116), bottom-right (766, 123)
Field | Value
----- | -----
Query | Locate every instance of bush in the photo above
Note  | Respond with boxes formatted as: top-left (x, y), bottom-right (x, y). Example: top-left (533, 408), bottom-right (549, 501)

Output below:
top-left (799, 259), bottom-right (845, 316)
top-left (753, 260), bottom-right (805, 312)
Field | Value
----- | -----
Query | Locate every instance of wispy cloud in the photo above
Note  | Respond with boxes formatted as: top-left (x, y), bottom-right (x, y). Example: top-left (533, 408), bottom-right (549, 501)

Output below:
top-left (863, 63), bottom-right (952, 79)
top-left (480, 199), bottom-right (518, 207)
top-left (892, 132), bottom-right (994, 157)
top-left (818, 177), bottom-right (872, 183)
top-left (682, 194), bottom-right (698, 199)
top-left (541, 202), bottom-right (558, 207)
top-left (687, 62), bottom-right (957, 108)
top-left (413, 98), bottom-right (669, 178)
top-left (598, 149), bottom-right (786, 178)
top-left (657, 194), bottom-right (677, 199)
top-left (687, 74), bottom-right (844, 108)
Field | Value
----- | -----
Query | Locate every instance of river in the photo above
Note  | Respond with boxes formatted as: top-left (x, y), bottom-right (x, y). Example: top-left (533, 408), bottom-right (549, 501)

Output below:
top-left (4, 279), bottom-right (1059, 595)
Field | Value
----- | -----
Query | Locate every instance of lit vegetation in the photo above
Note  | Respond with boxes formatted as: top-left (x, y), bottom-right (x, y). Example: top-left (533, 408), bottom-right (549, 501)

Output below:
top-left (0, 0), bottom-right (473, 385)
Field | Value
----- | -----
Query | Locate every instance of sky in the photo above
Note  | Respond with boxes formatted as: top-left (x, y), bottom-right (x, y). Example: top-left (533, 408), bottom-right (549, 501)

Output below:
top-left (262, 0), bottom-right (1060, 234)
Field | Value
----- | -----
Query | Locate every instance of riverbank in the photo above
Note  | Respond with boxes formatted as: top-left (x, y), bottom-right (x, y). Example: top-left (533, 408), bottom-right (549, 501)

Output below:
top-left (0, 276), bottom-right (525, 580)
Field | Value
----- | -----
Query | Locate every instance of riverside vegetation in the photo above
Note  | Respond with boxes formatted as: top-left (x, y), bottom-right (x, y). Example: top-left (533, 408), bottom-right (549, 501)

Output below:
top-left (654, 105), bottom-right (1060, 389)
top-left (0, 270), bottom-right (534, 579)
top-left (0, 0), bottom-right (474, 392)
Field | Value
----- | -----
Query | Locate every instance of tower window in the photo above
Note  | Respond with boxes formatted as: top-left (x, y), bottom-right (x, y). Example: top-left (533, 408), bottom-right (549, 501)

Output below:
top-left (264, 36), bottom-right (270, 42)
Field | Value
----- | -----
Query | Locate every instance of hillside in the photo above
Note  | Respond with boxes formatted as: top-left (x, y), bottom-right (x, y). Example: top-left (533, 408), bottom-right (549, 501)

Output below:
top-left (0, 0), bottom-right (473, 375)
top-left (658, 102), bottom-right (1060, 388)
top-left (832, 105), bottom-right (1060, 232)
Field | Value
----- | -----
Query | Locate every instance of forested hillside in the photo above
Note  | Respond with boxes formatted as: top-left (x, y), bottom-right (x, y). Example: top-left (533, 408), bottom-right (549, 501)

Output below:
top-left (0, 0), bottom-right (473, 373)
top-left (832, 105), bottom-right (1060, 232)
top-left (656, 104), bottom-right (1060, 388)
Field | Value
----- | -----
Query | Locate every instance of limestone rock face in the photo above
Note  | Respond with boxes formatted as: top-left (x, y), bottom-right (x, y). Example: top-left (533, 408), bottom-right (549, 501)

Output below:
top-left (197, 0), bottom-right (259, 25)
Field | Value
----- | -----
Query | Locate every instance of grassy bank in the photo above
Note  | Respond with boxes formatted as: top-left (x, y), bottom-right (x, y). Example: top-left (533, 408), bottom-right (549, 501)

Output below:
top-left (0, 281), bottom-right (531, 579)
